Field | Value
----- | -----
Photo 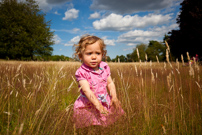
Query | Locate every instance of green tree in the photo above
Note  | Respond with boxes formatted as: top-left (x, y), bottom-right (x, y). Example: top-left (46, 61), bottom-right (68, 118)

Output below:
top-left (145, 41), bottom-right (166, 62)
top-left (168, 0), bottom-right (202, 59)
top-left (106, 56), bottom-right (111, 62)
top-left (112, 55), bottom-right (126, 62)
top-left (119, 55), bottom-right (126, 62)
top-left (0, 0), bottom-right (54, 60)
top-left (127, 43), bottom-right (147, 62)
top-left (126, 54), bottom-right (133, 62)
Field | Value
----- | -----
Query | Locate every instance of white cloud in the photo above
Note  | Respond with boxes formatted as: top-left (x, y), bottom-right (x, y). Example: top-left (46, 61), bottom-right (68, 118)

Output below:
top-left (46, 0), bottom-right (72, 4)
top-left (123, 47), bottom-right (136, 51)
top-left (117, 24), bottom-right (178, 45)
top-left (72, 28), bottom-right (80, 33)
top-left (64, 36), bottom-right (80, 46)
top-left (62, 8), bottom-right (79, 21)
top-left (89, 12), bottom-right (101, 19)
top-left (52, 28), bottom-right (80, 34)
top-left (53, 34), bottom-right (62, 44)
top-left (102, 36), bottom-right (115, 46)
top-left (0, 0), bottom-right (74, 11)
top-left (64, 35), bottom-right (116, 46)
top-left (91, 0), bottom-right (180, 14)
top-left (54, 11), bottom-right (61, 15)
top-left (35, 0), bottom-right (52, 11)
top-left (34, 0), bottom-right (72, 11)
top-left (127, 43), bottom-right (136, 46)
top-left (93, 13), bottom-right (173, 31)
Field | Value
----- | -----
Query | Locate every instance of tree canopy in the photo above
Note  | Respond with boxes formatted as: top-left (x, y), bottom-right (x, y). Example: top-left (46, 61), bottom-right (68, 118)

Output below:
top-left (124, 41), bottom-right (166, 62)
top-left (146, 41), bottom-right (166, 62)
top-left (168, 0), bottom-right (202, 60)
top-left (0, 0), bottom-right (54, 60)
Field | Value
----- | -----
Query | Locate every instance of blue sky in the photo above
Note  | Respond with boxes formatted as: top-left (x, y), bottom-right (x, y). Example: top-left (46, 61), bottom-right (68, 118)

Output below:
top-left (35, 0), bottom-right (182, 59)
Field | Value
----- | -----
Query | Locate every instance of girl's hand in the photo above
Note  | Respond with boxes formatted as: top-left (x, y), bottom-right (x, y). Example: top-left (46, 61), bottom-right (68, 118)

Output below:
top-left (110, 98), bottom-right (121, 110)
top-left (110, 97), bottom-right (121, 110)
top-left (96, 104), bottom-right (109, 115)
top-left (100, 106), bottom-right (109, 115)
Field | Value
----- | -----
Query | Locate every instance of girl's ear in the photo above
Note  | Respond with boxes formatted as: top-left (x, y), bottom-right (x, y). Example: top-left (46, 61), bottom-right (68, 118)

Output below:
top-left (79, 55), bottom-right (82, 61)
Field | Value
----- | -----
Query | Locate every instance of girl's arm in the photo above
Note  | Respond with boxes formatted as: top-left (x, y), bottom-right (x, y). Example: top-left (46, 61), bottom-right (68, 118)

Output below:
top-left (107, 76), bottom-right (117, 99)
top-left (79, 80), bottom-right (108, 114)
top-left (107, 76), bottom-right (121, 109)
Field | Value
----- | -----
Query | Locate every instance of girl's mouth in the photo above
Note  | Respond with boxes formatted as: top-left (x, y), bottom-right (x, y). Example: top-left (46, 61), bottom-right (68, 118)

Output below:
top-left (91, 62), bottom-right (97, 65)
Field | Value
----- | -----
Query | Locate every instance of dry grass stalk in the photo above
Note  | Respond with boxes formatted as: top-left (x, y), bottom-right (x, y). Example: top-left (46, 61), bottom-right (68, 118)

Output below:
top-left (136, 48), bottom-right (140, 60)
top-left (166, 49), bottom-right (169, 63)
top-left (181, 54), bottom-right (185, 66)
top-left (35, 109), bottom-right (41, 116)
top-left (164, 62), bottom-right (166, 70)
top-left (189, 66), bottom-right (194, 78)
top-left (161, 124), bottom-right (166, 134)
top-left (165, 41), bottom-right (170, 53)
top-left (193, 57), bottom-right (197, 68)
top-left (18, 122), bottom-right (24, 135)
top-left (145, 53), bottom-right (148, 61)
top-left (187, 52), bottom-right (190, 61)
top-left (16, 91), bottom-right (18, 97)
top-left (135, 65), bottom-right (138, 76)
top-left (167, 73), bottom-right (172, 88)
top-left (176, 58), bottom-right (179, 70)
top-left (142, 78), bottom-right (144, 87)
top-left (195, 81), bottom-right (201, 89)
top-left (150, 60), bottom-right (152, 67)
top-left (151, 69), bottom-right (155, 83)
top-left (156, 55), bottom-right (159, 63)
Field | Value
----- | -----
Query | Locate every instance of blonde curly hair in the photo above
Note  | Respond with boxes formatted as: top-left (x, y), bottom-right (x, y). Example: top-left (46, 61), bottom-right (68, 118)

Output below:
top-left (73, 35), bottom-right (107, 60)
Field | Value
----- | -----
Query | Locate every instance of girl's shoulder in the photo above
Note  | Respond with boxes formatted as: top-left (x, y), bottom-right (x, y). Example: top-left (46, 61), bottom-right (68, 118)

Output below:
top-left (99, 61), bottom-right (109, 69)
top-left (75, 65), bottom-right (91, 82)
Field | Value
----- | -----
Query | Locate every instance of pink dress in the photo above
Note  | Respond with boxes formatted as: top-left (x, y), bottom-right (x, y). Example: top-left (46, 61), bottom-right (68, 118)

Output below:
top-left (73, 61), bottom-right (124, 128)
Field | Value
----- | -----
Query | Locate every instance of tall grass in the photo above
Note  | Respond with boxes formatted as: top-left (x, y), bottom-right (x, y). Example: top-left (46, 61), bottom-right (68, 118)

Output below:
top-left (0, 61), bottom-right (201, 134)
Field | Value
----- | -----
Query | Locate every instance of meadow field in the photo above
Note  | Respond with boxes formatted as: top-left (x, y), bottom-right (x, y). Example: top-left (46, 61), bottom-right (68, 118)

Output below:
top-left (0, 61), bottom-right (201, 134)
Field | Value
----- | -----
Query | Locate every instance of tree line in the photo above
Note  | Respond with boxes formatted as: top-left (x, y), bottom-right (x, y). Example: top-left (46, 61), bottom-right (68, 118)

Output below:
top-left (108, 40), bottom-right (166, 62)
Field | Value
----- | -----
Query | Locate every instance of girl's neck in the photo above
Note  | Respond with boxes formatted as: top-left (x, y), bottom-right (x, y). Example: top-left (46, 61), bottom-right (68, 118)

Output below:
top-left (93, 66), bottom-right (99, 72)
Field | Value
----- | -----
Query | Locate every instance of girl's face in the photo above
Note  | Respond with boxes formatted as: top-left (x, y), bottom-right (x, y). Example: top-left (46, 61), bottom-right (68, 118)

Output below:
top-left (80, 41), bottom-right (102, 71)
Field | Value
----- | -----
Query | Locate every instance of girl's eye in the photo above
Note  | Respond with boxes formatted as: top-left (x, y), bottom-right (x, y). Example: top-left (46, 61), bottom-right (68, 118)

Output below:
top-left (96, 53), bottom-right (101, 55)
top-left (87, 53), bottom-right (92, 55)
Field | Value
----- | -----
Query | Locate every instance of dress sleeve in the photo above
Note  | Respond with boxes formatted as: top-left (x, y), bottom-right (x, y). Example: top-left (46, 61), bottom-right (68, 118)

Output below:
top-left (75, 69), bottom-right (88, 82)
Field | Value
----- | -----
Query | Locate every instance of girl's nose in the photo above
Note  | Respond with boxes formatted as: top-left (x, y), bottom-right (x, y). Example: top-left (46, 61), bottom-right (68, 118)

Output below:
top-left (91, 54), bottom-right (96, 59)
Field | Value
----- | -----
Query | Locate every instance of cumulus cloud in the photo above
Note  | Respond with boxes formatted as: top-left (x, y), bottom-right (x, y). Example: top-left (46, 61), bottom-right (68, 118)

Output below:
top-left (53, 34), bottom-right (62, 44)
top-left (89, 12), bottom-right (101, 19)
top-left (62, 8), bottom-right (79, 21)
top-left (72, 28), bottom-right (80, 33)
top-left (91, 0), bottom-right (179, 14)
top-left (102, 36), bottom-right (115, 46)
top-left (4, 0), bottom-right (73, 11)
top-left (64, 36), bottom-right (80, 46)
top-left (123, 47), bottom-right (136, 51)
top-left (52, 28), bottom-right (80, 34)
top-left (33, 0), bottom-right (72, 11)
top-left (46, 0), bottom-right (72, 4)
top-left (64, 35), bottom-right (116, 46)
top-left (93, 13), bottom-right (173, 31)
top-left (117, 24), bottom-right (178, 45)
top-left (54, 11), bottom-right (61, 15)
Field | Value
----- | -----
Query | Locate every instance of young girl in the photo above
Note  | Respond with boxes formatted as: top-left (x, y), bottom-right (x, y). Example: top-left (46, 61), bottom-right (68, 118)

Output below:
top-left (73, 35), bottom-right (124, 129)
